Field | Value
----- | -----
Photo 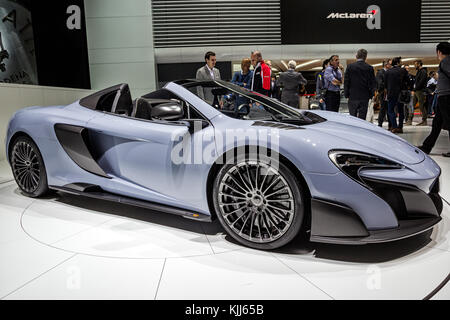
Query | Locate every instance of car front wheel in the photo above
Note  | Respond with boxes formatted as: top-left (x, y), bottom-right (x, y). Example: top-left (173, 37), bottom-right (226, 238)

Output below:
top-left (213, 158), bottom-right (305, 250)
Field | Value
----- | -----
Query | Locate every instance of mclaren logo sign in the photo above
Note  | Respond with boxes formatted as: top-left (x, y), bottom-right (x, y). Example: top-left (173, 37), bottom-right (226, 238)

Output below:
top-left (327, 13), bottom-right (373, 18)
top-left (326, 5), bottom-right (381, 29)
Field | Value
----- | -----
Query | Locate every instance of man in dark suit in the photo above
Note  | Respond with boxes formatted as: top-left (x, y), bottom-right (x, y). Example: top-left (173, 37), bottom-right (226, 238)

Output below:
top-left (376, 59), bottom-right (392, 128)
top-left (418, 42), bottom-right (450, 157)
top-left (385, 57), bottom-right (409, 133)
top-left (344, 49), bottom-right (377, 120)
top-left (277, 60), bottom-right (307, 108)
top-left (412, 60), bottom-right (429, 126)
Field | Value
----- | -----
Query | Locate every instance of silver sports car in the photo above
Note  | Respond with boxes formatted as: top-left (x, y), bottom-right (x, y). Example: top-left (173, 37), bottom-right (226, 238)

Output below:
top-left (5, 79), bottom-right (443, 249)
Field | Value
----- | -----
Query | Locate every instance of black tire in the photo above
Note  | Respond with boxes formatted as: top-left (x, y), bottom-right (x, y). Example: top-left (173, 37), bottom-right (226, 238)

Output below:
top-left (10, 136), bottom-right (49, 198)
top-left (212, 156), bottom-right (305, 250)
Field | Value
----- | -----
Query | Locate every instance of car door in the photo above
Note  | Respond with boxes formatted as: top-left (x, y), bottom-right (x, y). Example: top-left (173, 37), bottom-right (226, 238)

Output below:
top-left (85, 111), bottom-right (216, 214)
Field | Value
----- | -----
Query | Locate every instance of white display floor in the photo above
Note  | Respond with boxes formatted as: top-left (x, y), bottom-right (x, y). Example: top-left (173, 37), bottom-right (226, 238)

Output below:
top-left (0, 120), bottom-right (449, 300)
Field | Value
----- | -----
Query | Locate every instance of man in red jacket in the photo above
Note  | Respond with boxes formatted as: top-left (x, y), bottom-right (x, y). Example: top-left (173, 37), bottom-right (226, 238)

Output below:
top-left (250, 51), bottom-right (271, 96)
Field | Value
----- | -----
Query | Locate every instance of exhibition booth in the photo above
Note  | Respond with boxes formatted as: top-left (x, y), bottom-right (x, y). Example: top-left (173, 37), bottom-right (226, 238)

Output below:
top-left (0, 0), bottom-right (449, 301)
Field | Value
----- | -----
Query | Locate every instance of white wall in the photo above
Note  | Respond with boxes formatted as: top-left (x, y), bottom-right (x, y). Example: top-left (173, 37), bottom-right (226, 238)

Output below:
top-left (85, 0), bottom-right (157, 97)
top-left (0, 83), bottom-right (93, 161)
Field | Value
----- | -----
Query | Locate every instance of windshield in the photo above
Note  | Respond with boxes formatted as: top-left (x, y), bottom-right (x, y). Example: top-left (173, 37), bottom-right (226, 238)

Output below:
top-left (178, 79), bottom-right (308, 122)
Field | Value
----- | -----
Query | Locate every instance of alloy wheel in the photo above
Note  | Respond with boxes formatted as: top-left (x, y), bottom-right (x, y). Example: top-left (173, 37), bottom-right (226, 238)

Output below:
top-left (217, 161), bottom-right (295, 243)
top-left (11, 141), bottom-right (41, 193)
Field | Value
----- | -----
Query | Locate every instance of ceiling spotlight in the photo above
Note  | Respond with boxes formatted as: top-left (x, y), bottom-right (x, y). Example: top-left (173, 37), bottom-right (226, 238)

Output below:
top-left (295, 59), bottom-right (321, 70)
top-left (401, 58), bottom-right (419, 62)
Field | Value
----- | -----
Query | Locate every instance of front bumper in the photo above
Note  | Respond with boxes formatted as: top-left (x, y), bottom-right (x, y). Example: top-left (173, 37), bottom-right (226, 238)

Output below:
top-left (308, 155), bottom-right (442, 245)
top-left (310, 198), bottom-right (441, 245)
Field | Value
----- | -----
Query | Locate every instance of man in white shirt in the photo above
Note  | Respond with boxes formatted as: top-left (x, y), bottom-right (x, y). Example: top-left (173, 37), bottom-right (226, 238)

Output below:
top-left (426, 71), bottom-right (439, 116)
top-left (196, 51), bottom-right (221, 103)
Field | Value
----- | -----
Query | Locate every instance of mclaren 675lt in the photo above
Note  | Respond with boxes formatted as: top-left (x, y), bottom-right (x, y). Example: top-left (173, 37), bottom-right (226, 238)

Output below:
top-left (6, 80), bottom-right (443, 249)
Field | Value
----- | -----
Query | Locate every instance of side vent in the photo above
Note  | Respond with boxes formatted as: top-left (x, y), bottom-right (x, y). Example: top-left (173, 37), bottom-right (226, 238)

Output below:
top-left (54, 124), bottom-right (110, 178)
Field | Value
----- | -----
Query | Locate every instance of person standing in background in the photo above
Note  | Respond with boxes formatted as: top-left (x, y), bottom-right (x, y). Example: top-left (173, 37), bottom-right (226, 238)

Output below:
top-left (231, 58), bottom-right (253, 89)
top-left (385, 57), bottom-right (408, 133)
top-left (196, 51), bottom-right (221, 103)
top-left (426, 71), bottom-right (438, 116)
top-left (270, 74), bottom-right (281, 100)
top-left (231, 58), bottom-right (253, 110)
top-left (404, 65), bottom-right (416, 126)
top-left (412, 60), bottom-right (428, 126)
top-left (430, 72), bottom-right (439, 116)
top-left (376, 59), bottom-right (392, 128)
top-left (344, 49), bottom-right (377, 120)
top-left (196, 51), bottom-right (221, 81)
top-left (323, 55), bottom-right (343, 112)
top-left (316, 59), bottom-right (330, 110)
top-left (250, 51), bottom-right (271, 96)
top-left (419, 42), bottom-right (450, 157)
top-left (277, 60), bottom-right (307, 108)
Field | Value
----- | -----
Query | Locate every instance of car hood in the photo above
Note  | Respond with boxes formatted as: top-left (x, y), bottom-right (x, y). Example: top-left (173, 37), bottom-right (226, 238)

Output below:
top-left (305, 117), bottom-right (424, 165)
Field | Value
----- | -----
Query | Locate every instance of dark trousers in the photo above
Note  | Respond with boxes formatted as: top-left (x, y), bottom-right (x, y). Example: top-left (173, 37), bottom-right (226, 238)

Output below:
top-left (378, 99), bottom-right (391, 127)
top-left (325, 91), bottom-right (340, 112)
top-left (422, 95), bottom-right (450, 153)
top-left (388, 97), bottom-right (404, 129)
top-left (281, 91), bottom-right (299, 108)
top-left (427, 94), bottom-right (433, 114)
top-left (348, 99), bottom-right (369, 120)
top-left (414, 90), bottom-right (427, 122)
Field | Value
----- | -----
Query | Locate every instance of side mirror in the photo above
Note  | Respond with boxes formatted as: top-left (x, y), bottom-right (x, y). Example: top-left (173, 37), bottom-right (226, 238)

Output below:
top-left (180, 119), bottom-right (209, 133)
top-left (152, 102), bottom-right (184, 120)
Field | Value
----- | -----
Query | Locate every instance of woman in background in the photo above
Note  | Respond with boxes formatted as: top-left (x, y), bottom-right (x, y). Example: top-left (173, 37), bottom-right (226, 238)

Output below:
top-left (231, 58), bottom-right (253, 89)
top-left (231, 58), bottom-right (253, 111)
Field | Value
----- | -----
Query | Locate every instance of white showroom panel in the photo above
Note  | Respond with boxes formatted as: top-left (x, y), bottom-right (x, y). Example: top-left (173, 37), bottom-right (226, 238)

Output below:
top-left (17, 86), bottom-right (45, 108)
top-left (0, 161), bottom-right (12, 183)
top-left (432, 282), bottom-right (450, 300)
top-left (4, 255), bottom-right (165, 300)
top-left (89, 62), bottom-right (155, 94)
top-left (86, 16), bottom-right (153, 49)
top-left (156, 249), bottom-right (332, 300)
top-left (88, 47), bottom-right (155, 65)
top-left (274, 244), bottom-right (450, 300)
top-left (85, 0), bottom-right (150, 18)
top-left (85, 0), bottom-right (156, 94)
top-left (0, 182), bottom-right (75, 299)
top-left (0, 87), bottom-right (20, 147)
top-left (0, 83), bottom-right (93, 161)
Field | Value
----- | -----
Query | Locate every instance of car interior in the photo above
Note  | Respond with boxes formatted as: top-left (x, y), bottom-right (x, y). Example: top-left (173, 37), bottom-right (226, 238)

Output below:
top-left (80, 84), bottom-right (199, 122)
top-left (79, 82), bottom-right (254, 123)
top-left (184, 83), bottom-right (251, 119)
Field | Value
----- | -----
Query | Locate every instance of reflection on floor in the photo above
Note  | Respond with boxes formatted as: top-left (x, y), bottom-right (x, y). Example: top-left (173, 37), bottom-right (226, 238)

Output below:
top-left (0, 117), bottom-right (449, 300)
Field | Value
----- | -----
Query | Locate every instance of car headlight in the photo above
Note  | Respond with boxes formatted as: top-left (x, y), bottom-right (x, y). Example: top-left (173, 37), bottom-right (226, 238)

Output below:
top-left (328, 150), bottom-right (404, 187)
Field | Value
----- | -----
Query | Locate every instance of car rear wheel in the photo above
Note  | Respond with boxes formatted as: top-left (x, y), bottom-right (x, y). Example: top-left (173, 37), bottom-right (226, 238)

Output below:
top-left (213, 158), bottom-right (305, 250)
top-left (10, 136), bottom-right (49, 198)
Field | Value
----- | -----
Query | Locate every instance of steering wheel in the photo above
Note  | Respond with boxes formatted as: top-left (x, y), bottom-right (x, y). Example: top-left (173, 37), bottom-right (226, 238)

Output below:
top-left (238, 103), bottom-right (250, 115)
top-left (237, 104), bottom-right (250, 115)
